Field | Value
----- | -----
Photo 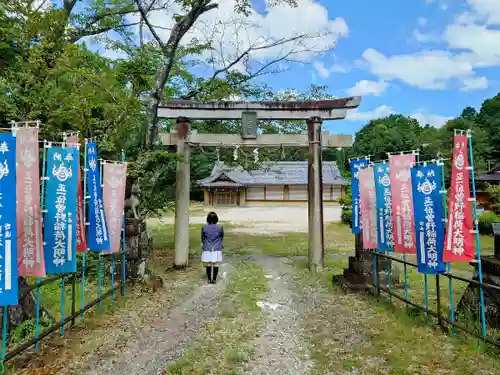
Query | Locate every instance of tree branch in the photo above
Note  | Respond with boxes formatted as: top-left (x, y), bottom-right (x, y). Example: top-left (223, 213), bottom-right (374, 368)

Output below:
top-left (145, 0), bottom-right (219, 148)
top-left (182, 34), bottom-right (307, 99)
top-left (134, 0), bottom-right (165, 50)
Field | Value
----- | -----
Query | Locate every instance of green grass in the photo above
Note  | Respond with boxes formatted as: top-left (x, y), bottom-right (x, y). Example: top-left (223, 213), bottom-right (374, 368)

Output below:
top-left (165, 261), bottom-right (268, 374)
top-left (293, 256), bottom-right (500, 375)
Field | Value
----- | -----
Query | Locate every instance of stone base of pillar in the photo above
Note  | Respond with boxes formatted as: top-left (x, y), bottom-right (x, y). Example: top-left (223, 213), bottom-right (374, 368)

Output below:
top-left (456, 255), bottom-right (500, 330)
top-left (332, 234), bottom-right (401, 293)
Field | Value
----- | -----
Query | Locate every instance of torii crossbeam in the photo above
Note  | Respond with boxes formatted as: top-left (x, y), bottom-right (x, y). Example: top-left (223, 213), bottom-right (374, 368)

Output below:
top-left (157, 97), bottom-right (362, 272)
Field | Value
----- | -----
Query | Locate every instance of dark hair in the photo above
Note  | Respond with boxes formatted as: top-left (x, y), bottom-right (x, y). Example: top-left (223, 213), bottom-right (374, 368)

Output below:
top-left (206, 212), bottom-right (219, 224)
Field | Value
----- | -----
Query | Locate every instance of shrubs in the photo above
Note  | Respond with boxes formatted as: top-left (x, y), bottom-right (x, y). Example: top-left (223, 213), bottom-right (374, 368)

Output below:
top-left (339, 187), bottom-right (352, 227)
top-left (478, 212), bottom-right (500, 235)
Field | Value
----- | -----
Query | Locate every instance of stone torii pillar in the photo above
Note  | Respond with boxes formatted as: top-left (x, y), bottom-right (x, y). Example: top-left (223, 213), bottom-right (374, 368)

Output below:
top-left (157, 98), bottom-right (362, 271)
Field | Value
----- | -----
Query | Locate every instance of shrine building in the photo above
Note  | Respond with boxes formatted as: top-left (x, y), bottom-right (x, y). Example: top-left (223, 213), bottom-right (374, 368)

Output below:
top-left (198, 161), bottom-right (348, 206)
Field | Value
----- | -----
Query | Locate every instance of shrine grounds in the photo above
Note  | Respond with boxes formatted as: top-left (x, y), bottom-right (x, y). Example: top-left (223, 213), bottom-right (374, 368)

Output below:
top-left (7, 205), bottom-right (500, 375)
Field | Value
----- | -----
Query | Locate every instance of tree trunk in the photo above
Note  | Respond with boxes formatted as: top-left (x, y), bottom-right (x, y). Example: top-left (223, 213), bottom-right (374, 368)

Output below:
top-left (144, 0), bottom-right (218, 149)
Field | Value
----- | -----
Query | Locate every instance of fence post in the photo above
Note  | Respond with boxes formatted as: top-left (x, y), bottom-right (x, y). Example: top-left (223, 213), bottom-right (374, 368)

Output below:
top-left (436, 274), bottom-right (445, 331)
top-left (71, 274), bottom-right (76, 326)
top-left (376, 252), bottom-right (381, 296)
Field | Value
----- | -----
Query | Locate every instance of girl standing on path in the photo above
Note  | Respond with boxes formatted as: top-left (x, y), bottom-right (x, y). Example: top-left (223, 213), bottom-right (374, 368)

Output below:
top-left (201, 212), bottom-right (224, 284)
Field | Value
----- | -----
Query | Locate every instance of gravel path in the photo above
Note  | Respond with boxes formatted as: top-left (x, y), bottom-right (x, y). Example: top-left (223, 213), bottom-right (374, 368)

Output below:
top-left (152, 205), bottom-right (341, 234)
top-left (70, 265), bottom-right (231, 375)
top-left (241, 256), bottom-right (313, 375)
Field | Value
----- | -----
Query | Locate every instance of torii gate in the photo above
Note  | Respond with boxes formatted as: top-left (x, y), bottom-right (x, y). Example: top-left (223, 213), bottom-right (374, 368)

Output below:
top-left (157, 97), bottom-right (362, 271)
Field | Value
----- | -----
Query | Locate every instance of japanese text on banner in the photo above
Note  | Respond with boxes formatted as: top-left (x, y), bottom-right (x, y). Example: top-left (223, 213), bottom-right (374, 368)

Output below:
top-left (0, 133), bottom-right (19, 306)
top-left (16, 127), bottom-right (45, 276)
top-left (444, 134), bottom-right (474, 262)
top-left (389, 154), bottom-right (417, 254)
top-left (350, 158), bottom-right (369, 234)
top-left (86, 142), bottom-right (110, 251)
top-left (66, 136), bottom-right (87, 253)
top-left (359, 166), bottom-right (378, 249)
top-left (103, 163), bottom-right (127, 253)
top-left (411, 164), bottom-right (446, 274)
top-left (44, 147), bottom-right (79, 274)
top-left (374, 163), bottom-right (394, 252)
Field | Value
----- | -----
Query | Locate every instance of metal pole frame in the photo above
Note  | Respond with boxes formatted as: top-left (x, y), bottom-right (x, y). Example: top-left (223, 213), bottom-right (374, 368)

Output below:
top-left (81, 139), bottom-right (88, 320)
top-left (466, 129), bottom-right (487, 338)
top-left (121, 150), bottom-right (127, 296)
top-left (438, 158), bottom-right (456, 336)
top-left (35, 140), bottom-right (49, 350)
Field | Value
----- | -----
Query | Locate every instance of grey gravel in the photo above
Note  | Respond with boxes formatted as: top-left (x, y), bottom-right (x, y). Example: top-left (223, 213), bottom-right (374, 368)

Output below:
top-left (241, 256), bottom-right (313, 375)
top-left (70, 264), bottom-right (231, 375)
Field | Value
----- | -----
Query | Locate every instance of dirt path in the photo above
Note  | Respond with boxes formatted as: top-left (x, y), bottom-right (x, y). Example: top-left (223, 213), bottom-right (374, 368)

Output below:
top-left (152, 205), bottom-right (341, 234)
top-left (240, 256), bottom-right (313, 375)
top-left (65, 265), bottom-right (231, 375)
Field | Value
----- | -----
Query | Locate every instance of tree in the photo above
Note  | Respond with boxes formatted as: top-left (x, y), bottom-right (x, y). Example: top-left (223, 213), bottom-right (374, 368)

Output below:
top-left (476, 93), bottom-right (500, 161)
top-left (350, 114), bottom-right (426, 161)
top-left (460, 106), bottom-right (478, 121)
top-left (134, 0), bottom-right (342, 148)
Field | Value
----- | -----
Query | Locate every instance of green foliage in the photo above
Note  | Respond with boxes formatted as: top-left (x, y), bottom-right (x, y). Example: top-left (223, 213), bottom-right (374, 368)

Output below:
top-left (338, 185), bottom-right (352, 226)
top-left (9, 316), bottom-right (53, 345)
top-left (478, 212), bottom-right (500, 235)
top-left (486, 184), bottom-right (500, 213)
top-left (351, 114), bottom-right (436, 161)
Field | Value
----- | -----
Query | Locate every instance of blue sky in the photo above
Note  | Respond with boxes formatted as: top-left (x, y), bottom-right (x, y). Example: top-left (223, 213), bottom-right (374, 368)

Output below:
top-left (251, 0), bottom-right (500, 135)
top-left (71, 0), bottom-right (500, 136)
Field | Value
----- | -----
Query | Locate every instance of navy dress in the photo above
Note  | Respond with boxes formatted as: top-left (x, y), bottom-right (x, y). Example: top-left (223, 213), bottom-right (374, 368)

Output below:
top-left (201, 224), bottom-right (224, 263)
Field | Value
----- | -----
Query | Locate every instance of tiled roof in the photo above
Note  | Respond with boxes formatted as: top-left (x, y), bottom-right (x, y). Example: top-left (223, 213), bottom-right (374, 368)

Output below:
top-left (198, 161), bottom-right (348, 186)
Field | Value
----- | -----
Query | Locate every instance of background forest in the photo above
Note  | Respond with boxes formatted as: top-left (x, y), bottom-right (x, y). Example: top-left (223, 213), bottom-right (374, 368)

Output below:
top-left (2, 0), bottom-right (500, 217)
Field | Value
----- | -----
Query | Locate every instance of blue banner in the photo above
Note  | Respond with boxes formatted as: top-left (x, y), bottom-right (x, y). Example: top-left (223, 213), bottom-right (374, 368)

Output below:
top-left (374, 162), bottom-right (394, 252)
top-left (0, 134), bottom-right (18, 305)
top-left (350, 158), bottom-right (369, 234)
top-left (86, 142), bottom-right (110, 251)
top-left (411, 164), bottom-right (446, 274)
top-left (44, 147), bottom-right (79, 274)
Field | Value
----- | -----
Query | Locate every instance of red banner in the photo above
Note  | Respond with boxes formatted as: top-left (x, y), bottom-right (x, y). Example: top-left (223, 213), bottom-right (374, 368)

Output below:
top-left (16, 127), bottom-right (46, 276)
top-left (444, 134), bottom-right (474, 262)
top-left (103, 163), bottom-right (127, 253)
top-left (66, 135), bottom-right (87, 253)
top-left (389, 154), bottom-right (417, 254)
top-left (359, 166), bottom-right (378, 249)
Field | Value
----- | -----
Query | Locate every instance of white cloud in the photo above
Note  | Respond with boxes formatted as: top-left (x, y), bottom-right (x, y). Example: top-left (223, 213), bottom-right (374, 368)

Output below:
top-left (443, 23), bottom-right (500, 67)
top-left (313, 62), bottom-right (330, 78)
top-left (418, 17), bottom-right (428, 26)
top-left (131, 0), bottom-right (349, 72)
top-left (460, 76), bottom-right (488, 91)
top-left (412, 29), bottom-right (439, 43)
top-left (330, 64), bottom-right (350, 73)
top-left (346, 105), bottom-right (394, 121)
top-left (468, 0), bottom-right (500, 25)
top-left (347, 105), bottom-right (452, 128)
top-left (346, 80), bottom-right (388, 96)
top-left (313, 61), bottom-right (351, 78)
top-left (359, 0), bottom-right (499, 91)
top-left (409, 112), bottom-right (453, 127)
top-left (361, 48), bottom-right (473, 89)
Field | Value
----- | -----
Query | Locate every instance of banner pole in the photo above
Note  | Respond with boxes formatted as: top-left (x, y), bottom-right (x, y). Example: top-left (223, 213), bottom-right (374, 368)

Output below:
top-left (417, 155), bottom-right (430, 314)
top-left (467, 131), bottom-right (487, 338)
top-left (97, 158), bottom-right (103, 313)
top-left (1, 307), bottom-right (7, 373)
top-left (81, 139), bottom-right (88, 321)
top-left (439, 158), bottom-right (455, 335)
top-left (35, 140), bottom-right (49, 350)
top-left (121, 150), bottom-right (127, 296)
top-left (60, 134), bottom-right (67, 337)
